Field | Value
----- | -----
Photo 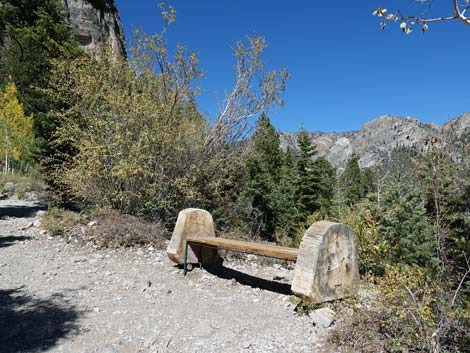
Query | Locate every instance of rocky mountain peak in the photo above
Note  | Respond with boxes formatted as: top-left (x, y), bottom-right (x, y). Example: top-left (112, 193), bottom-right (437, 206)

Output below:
top-left (363, 115), bottom-right (417, 130)
top-left (279, 113), bottom-right (469, 171)
top-left (443, 112), bottom-right (470, 134)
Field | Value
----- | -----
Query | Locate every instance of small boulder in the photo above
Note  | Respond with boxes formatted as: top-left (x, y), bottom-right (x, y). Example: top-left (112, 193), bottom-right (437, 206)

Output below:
top-left (24, 191), bottom-right (39, 201)
top-left (87, 220), bottom-right (97, 227)
top-left (3, 182), bottom-right (15, 193)
top-left (310, 307), bottom-right (335, 328)
top-left (273, 274), bottom-right (286, 281)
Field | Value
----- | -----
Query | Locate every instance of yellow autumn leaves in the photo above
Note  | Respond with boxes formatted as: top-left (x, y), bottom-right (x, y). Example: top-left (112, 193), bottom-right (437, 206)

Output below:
top-left (0, 83), bottom-right (33, 173)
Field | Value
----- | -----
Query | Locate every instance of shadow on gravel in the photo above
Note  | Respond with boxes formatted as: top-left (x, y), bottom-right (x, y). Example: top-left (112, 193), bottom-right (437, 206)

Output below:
top-left (205, 261), bottom-right (292, 295)
top-left (0, 235), bottom-right (32, 248)
top-left (0, 204), bottom-right (47, 219)
top-left (0, 287), bottom-right (81, 353)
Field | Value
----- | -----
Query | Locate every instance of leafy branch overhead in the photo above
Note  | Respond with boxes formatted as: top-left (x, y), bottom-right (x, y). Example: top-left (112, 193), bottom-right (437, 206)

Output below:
top-left (373, 0), bottom-right (470, 34)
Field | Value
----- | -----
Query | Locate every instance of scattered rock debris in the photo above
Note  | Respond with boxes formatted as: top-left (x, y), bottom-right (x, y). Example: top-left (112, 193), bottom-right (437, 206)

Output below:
top-left (0, 199), bottom-right (338, 353)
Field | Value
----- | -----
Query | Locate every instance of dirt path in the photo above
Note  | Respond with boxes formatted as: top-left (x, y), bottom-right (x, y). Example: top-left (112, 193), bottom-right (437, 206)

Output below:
top-left (0, 200), bottom-right (332, 353)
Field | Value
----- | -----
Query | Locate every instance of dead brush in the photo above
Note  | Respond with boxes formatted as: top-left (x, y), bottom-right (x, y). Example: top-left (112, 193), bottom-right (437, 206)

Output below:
top-left (87, 209), bottom-right (169, 249)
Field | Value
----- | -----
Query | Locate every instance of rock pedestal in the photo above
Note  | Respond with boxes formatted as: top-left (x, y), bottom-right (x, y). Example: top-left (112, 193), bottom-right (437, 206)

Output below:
top-left (166, 208), bottom-right (218, 265)
top-left (291, 221), bottom-right (359, 303)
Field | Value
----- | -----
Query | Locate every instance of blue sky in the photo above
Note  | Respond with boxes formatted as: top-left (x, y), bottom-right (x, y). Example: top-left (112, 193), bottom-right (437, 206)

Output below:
top-left (114, 0), bottom-right (469, 132)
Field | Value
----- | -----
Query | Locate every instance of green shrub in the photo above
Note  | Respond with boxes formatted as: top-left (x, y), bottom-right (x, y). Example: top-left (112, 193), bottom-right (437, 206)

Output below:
top-left (339, 202), bottom-right (387, 275)
top-left (289, 296), bottom-right (322, 316)
top-left (339, 183), bottom-right (438, 275)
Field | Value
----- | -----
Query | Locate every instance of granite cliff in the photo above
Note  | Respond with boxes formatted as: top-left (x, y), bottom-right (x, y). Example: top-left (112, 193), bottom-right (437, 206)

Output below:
top-left (280, 113), bottom-right (469, 172)
top-left (63, 0), bottom-right (125, 57)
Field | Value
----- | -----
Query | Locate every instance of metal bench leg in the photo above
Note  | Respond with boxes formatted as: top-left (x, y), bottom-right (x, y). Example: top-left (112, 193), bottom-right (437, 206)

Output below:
top-left (183, 241), bottom-right (189, 276)
top-left (199, 245), bottom-right (203, 270)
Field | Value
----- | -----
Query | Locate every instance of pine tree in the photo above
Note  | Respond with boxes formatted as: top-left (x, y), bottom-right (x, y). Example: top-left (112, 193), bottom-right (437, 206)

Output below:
top-left (445, 178), bottom-right (470, 279)
top-left (340, 156), bottom-right (362, 207)
top-left (415, 144), bottom-right (470, 270)
top-left (0, 0), bottom-right (81, 190)
top-left (295, 127), bottom-right (317, 223)
top-left (362, 167), bottom-right (377, 197)
top-left (243, 113), bottom-right (283, 238)
top-left (271, 147), bottom-right (298, 241)
top-left (0, 0), bottom-right (80, 115)
top-left (379, 184), bottom-right (437, 267)
top-left (311, 156), bottom-right (336, 215)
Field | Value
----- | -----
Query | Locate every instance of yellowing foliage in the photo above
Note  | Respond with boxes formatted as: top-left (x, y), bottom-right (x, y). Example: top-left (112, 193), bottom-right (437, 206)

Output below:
top-left (0, 83), bottom-right (33, 172)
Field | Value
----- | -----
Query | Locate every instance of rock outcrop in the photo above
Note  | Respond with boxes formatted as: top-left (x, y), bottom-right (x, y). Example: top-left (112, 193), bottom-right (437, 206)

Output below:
top-left (63, 0), bottom-right (126, 57)
top-left (280, 113), bottom-right (470, 171)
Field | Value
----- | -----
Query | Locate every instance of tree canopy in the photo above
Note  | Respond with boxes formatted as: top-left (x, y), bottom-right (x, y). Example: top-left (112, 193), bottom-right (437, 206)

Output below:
top-left (0, 83), bottom-right (33, 173)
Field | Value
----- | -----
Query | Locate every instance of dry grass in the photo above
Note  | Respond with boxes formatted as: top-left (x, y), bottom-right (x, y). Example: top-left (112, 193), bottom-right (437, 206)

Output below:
top-left (42, 208), bottom-right (86, 237)
top-left (328, 309), bottom-right (386, 353)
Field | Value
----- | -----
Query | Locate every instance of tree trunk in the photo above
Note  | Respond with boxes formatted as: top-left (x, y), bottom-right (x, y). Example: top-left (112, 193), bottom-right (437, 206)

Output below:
top-left (4, 128), bottom-right (9, 174)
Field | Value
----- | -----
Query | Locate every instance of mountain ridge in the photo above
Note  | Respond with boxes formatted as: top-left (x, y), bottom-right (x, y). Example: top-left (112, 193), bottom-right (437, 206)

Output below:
top-left (279, 113), bottom-right (469, 171)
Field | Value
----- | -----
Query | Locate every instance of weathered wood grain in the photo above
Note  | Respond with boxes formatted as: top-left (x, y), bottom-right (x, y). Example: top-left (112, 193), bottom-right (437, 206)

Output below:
top-left (187, 237), bottom-right (299, 261)
top-left (291, 221), bottom-right (359, 303)
top-left (166, 208), bottom-right (217, 265)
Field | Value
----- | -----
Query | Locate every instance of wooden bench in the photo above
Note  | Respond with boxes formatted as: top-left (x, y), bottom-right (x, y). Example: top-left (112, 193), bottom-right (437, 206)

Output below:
top-left (183, 236), bottom-right (299, 275)
top-left (167, 208), bottom-right (360, 303)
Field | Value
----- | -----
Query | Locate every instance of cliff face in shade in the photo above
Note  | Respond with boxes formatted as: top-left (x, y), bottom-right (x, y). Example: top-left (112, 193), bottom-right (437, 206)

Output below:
top-left (63, 0), bottom-right (126, 57)
top-left (280, 113), bottom-right (470, 172)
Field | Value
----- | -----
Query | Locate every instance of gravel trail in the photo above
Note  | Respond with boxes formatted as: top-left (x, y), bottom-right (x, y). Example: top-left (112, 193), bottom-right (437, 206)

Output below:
top-left (0, 200), bottom-right (331, 353)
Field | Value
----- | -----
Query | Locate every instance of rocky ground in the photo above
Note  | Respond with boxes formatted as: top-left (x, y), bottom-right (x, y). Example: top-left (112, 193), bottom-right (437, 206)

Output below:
top-left (0, 199), bottom-right (337, 353)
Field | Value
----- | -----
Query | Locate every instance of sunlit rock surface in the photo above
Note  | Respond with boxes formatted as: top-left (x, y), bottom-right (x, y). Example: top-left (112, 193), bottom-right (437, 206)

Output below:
top-left (63, 0), bottom-right (126, 57)
top-left (280, 113), bottom-right (469, 171)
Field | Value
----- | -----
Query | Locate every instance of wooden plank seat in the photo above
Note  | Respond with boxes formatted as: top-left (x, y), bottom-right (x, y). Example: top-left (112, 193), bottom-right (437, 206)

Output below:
top-left (169, 208), bottom-right (360, 302)
top-left (183, 236), bottom-right (299, 275)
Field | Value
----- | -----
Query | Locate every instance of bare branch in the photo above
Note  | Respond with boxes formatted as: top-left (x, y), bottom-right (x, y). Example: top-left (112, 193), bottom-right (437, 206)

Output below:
top-left (374, 0), bottom-right (470, 33)
top-left (453, 0), bottom-right (470, 24)
top-left (204, 36), bottom-right (289, 151)
top-left (451, 252), bottom-right (470, 306)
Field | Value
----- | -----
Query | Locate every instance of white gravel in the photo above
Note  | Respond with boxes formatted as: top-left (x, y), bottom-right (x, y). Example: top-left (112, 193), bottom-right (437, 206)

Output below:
top-left (0, 200), bottom-right (335, 353)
